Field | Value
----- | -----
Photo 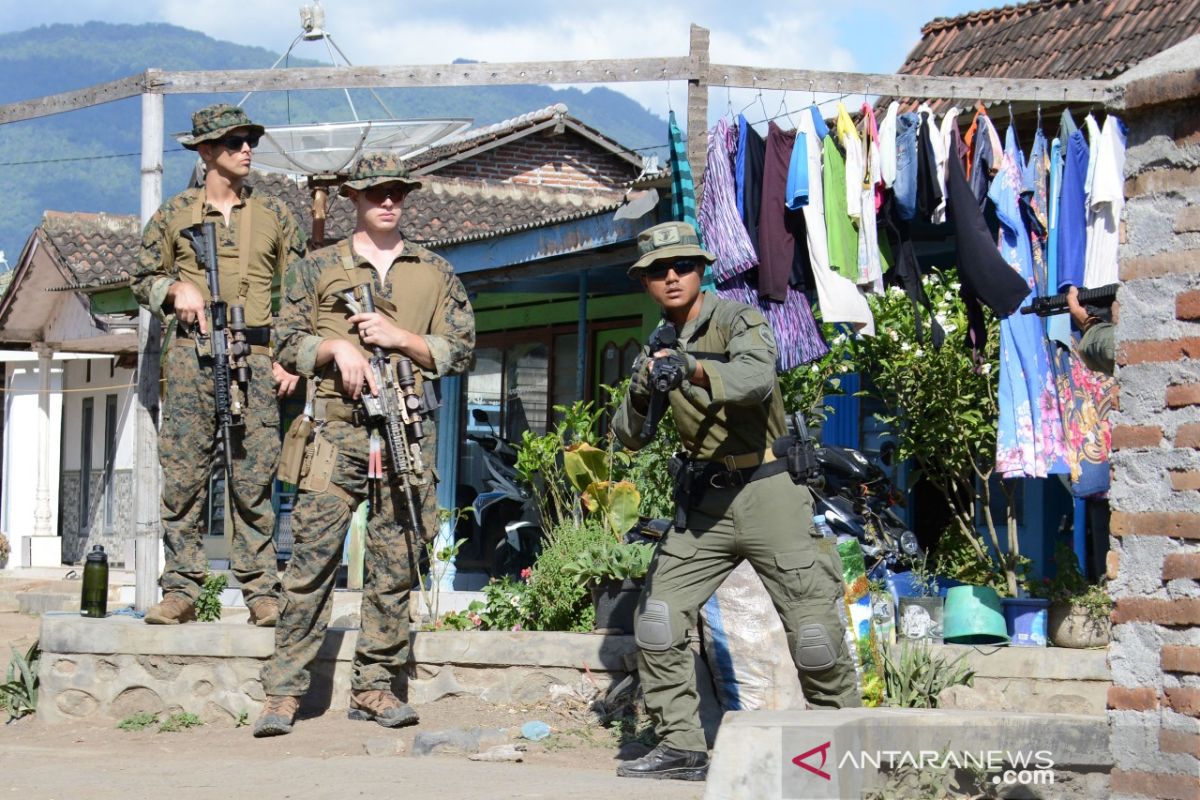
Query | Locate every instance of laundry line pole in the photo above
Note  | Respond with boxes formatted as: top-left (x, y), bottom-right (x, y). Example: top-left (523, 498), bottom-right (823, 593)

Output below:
top-left (134, 90), bottom-right (163, 613)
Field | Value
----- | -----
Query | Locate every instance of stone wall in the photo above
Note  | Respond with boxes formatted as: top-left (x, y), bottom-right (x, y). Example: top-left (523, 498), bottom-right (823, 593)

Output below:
top-left (1106, 79), bottom-right (1200, 799)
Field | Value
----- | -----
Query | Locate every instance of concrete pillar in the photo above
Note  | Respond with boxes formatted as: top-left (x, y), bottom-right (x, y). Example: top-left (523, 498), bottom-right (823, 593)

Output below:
top-left (31, 346), bottom-right (53, 538)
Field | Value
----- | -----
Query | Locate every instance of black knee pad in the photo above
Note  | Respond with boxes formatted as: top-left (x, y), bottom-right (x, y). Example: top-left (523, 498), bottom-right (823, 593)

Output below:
top-left (796, 623), bottom-right (837, 672)
top-left (635, 599), bottom-right (673, 652)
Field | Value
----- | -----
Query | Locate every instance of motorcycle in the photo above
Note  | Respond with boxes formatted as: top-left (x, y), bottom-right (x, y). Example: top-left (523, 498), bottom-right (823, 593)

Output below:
top-left (464, 408), bottom-right (543, 577)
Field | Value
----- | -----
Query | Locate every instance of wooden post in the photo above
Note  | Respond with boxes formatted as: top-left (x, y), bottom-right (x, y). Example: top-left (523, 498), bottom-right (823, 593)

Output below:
top-left (686, 24), bottom-right (710, 201)
top-left (134, 90), bottom-right (163, 612)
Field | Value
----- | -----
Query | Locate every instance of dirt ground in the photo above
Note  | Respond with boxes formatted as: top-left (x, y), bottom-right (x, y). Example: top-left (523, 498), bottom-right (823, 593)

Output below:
top-left (0, 611), bottom-right (705, 800)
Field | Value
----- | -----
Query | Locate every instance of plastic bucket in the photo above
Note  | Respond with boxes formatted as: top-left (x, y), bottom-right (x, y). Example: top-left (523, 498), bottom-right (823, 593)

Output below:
top-left (1003, 597), bottom-right (1050, 647)
top-left (942, 585), bottom-right (1010, 645)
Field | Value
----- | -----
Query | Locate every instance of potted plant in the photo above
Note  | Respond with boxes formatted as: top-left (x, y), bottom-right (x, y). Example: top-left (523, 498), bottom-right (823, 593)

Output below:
top-left (563, 537), bottom-right (654, 633)
top-left (1032, 545), bottom-right (1112, 648)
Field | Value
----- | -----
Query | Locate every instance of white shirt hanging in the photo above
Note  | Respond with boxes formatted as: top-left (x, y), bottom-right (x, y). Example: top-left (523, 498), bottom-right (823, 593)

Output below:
top-left (1083, 115), bottom-right (1126, 288)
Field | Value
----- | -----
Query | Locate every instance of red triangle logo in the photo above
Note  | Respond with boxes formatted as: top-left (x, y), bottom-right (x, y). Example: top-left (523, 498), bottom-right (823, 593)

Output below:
top-left (793, 741), bottom-right (833, 781)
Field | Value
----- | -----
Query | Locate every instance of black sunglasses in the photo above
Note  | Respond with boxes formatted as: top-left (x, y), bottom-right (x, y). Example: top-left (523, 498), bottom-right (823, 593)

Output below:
top-left (214, 133), bottom-right (261, 151)
top-left (644, 259), bottom-right (701, 279)
top-left (363, 183), bottom-right (410, 204)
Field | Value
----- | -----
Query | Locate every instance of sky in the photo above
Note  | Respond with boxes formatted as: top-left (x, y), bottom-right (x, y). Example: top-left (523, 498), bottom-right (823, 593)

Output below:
top-left (0, 0), bottom-right (990, 123)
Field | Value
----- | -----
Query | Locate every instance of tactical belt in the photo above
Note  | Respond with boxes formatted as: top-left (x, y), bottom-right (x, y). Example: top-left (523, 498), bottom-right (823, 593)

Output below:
top-left (691, 449), bottom-right (786, 489)
top-left (314, 397), bottom-right (367, 425)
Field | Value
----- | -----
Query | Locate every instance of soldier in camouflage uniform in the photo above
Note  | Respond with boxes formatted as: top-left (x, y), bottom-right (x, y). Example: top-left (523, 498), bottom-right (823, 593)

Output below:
top-left (254, 154), bottom-right (474, 737)
top-left (132, 104), bottom-right (307, 627)
top-left (611, 222), bottom-right (860, 781)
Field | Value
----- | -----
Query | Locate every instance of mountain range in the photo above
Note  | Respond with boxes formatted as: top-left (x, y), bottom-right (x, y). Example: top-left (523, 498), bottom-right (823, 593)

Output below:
top-left (0, 22), bottom-right (668, 265)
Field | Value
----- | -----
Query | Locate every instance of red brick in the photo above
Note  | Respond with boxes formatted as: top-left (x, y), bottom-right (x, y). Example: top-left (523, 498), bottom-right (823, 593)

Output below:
top-left (1177, 207), bottom-right (1200, 234)
top-left (1167, 688), bottom-right (1200, 718)
top-left (1111, 769), bottom-right (1200, 800)
top-left (1172, 471), bottom-right (1200, 492)
top-left (1162, 730), bottom-right (1200, 759)
top-left (1112, 598), bottom-right (1200, 625)
top-left (1112, 425), bottom-right (1164, 449)
top-left (1108, 686), bottom-right (1161, 711)
top-left (1163, 646), bottom-right (1200, 674)
top-left (1126, 167), bottom-right (1200, 197)
top-left (1179, 424), bottom-right (1200, 449)
top-left (1119, 337), bottom-right (1200, 365)
top-left (1112, 512), bottom-right (1200, 539)
top-left (1179, 113), bottom-right (1200, 148)
top-left (1107, 550), bottom-right (1121, 580)
top-left (1168, 384), bottom-right (1200, 408)
top-left (1180, 291), bottom-right (1200, 322)
top-left (1121, 251), bottom-right (1200, 281)
top-left (1164, 554), bottom-right (1200, 581)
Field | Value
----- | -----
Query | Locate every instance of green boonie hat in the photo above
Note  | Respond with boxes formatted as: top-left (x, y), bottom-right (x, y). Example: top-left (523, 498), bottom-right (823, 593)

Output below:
top-left (628, 221), bottom-right (716, 276)
top-left (339, 153), bottom-right (424, 195)
top-left (177, 104), bottom-right (265, 150)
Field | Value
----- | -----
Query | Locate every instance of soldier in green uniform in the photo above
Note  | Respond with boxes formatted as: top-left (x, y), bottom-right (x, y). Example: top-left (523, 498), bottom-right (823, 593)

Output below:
top-left (253, 154), bottom-right (475, 737)
top-left (132, 104), bottom-right (307, 627)
top-left (611, 222), bottom-right (860, 781)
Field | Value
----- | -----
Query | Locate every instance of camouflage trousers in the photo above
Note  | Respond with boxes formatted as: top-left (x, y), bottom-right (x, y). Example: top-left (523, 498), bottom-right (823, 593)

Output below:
top-left (159, 346), bottom-right (280, 604)
top-left (261, 418), bottom-right (438, 697)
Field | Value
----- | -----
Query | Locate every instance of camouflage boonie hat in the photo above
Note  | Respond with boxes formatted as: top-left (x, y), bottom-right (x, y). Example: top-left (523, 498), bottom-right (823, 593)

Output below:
top-left (339, 153), bottom-right (424, 196)
top-left (177, 104), bottom-right (265, 150)
top-left (628, 221), bottom-right (716, 276)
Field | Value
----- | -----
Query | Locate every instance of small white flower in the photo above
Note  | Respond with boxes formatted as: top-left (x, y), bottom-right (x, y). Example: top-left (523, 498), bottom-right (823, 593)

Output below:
top-left (811, 364), bottom-right (820, 373)
top-left (888, 286), bottom-right (904, 297)
top-left (832, 334), bottom-right (847, 346)
top-left (981, 363), bottom-right (992, 374)
top-left (944, 291), bottom-right (955, 301)
top-left (889, 329), bottom-right (899, 341)
top-left (839, 363), bottom-right (852, 373)
top-left (950, 282), bottom-right (961, 291)
top-left (915, 348), bottom-right (924, 357)
top-left (935, 313), bottom-right (947, 325)
top-left (900, 342), bottom-right (912, 352)
top-left (944, 323), bottom-right (958, 334)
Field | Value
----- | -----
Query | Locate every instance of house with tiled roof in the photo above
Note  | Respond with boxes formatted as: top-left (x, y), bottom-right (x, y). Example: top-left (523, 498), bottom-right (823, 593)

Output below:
top-left (0, 104), bottom-right (661, 570)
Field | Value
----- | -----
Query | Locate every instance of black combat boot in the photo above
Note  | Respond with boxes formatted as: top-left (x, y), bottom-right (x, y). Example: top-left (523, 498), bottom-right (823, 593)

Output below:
top-left (616, 744), bottom-right (709, 780)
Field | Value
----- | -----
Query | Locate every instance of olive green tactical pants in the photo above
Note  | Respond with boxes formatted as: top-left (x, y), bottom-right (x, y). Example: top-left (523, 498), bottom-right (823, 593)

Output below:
top-left (261, 419), bottom-right (438, 698)
top-left (159, 347), bottom-right (280, 605)
top-left (634, 470), bottom-right (861, 753)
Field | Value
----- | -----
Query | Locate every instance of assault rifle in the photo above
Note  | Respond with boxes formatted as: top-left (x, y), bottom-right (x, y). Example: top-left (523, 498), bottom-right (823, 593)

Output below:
top-left (182, 221), bottom-right (249, 480)
top-left (337, 283), bottom-right (429, 534)
top-left (640, 325), bottom-right (687, 441)
top-left (1020, 283), bottom-right (1119, 319)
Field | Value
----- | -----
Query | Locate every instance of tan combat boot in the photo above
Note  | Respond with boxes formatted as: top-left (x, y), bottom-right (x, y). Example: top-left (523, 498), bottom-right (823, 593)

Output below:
top-left (144, 594), bottom-right (196, 625)
top-left (348, 689), bottom-right (419, 728)
top-left (252, 695), bottom-right (300, 738)
top-left (247, 597), bottom-right (279, 627)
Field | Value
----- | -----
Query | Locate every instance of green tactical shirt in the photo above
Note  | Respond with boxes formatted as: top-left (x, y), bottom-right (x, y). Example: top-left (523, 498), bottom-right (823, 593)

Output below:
top-left (1079, 322), bottom-right (1115, 376)
top-left (274, 237), bottom-right (475, 400)
top-left (132, 186), bottom-right (307, 328)
top-left (612, 292), bottom-right (786, 461)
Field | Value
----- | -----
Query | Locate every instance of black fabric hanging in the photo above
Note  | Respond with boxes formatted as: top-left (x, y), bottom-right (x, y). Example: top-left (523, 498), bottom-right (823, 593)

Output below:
top-left (738, 122), bottom-right (766, 261)
top-left (879, 190), bottom-right (946, 350)
top-left (916, 112), bottom-right (943, 222)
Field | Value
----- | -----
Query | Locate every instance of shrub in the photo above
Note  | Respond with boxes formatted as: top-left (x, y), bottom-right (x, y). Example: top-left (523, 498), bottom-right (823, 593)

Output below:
top-left (195, 573), bottom-right (227, 622)
top-left (523, 520), bottom-right (611, 632)
top-left (0, 642), bottom-right (39, 720)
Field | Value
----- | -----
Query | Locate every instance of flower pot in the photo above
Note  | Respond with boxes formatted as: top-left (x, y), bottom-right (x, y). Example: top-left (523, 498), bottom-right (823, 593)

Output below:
top-left (897, 596), bottom-right (944, 643)
top-left (1002, 597), bottom-right (1049, 647)
top-left (590, 578), bottom-right (643, 633)
top-left (942, 585), bottom-right (1009, 645)
top-left (1047, 601), bottom-right (1111, 648)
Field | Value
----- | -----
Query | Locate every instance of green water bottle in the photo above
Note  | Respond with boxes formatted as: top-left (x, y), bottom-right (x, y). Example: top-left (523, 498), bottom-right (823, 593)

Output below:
top-left (80, 545), bottom-right (108, 618)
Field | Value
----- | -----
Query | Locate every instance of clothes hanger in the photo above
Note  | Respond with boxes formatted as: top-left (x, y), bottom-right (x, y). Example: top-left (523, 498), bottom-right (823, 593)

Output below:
top-left (775, 80), bottom-right (797, 128)
top-left (737, 78), bottom-right (761, 118)
top-left (725, 76), bottom-right (734, 121)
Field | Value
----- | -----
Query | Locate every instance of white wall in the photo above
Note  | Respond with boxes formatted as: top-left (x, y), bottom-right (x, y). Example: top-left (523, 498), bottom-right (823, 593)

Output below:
top-left (1, 359), bottom-right (63, 547)
top-left (60, 359), bottom-right (136, 473)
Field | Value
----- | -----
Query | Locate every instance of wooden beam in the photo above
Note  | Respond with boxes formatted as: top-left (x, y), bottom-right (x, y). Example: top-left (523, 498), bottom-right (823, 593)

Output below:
top-left (154, 58), bottom-right (699, 94)
top-left (0, 73), bottom-right (149, 124)
top-left (687, 25), bottom-right (711, 199)
top-left (707, 64), bottom-right (1120, 105)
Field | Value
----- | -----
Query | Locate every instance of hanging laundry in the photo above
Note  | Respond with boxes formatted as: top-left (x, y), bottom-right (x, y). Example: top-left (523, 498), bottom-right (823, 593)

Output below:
top-left (668, 110), bottom-right (698, 229)
top-left (1083, 115), bottom-right (1126, 288)
top-left (916, 104), bottom-right (947, 223)
top-left (1045, 132), bottom-right (1072, 347)
top-left (716, 272), bottom-right (828, 369)
top-left (798, 105), bottom-right (875, 336)
top-left (879, 101), bottom-right (899, 189)
top-left (965, 105), bottom-right (1001, 206)
top-left (735, 114), bottom-right (766, 260)
top-left (699, 118), bottom-right (758, 283)
top-left (992, 128), bottom-right (1068, 478)
top-left (916, 107), bottom-right (943, 222)
top-left (1058, 348), bottom-right (1116, 497)
top-left (758, 122), bottom-right (801, 302)
top-left (878, 191), bottom-right (943, 348)
top-left (1055, 110), bottom-right (1089, 290)
top-left (857, 103), bottom-right (884, 291)
top-left (822, 108), bottom-right (859, 280)
top-left (785, 129), bottom-right (809, 211)
top-left (894, 112), bottom-right (920, 221)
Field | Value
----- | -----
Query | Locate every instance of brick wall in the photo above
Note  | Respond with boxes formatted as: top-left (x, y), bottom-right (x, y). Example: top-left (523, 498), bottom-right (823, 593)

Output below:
top-left (432, 129), bottom-right (637, 190)
top-left (1108, 94), bottom-right (1200, 800)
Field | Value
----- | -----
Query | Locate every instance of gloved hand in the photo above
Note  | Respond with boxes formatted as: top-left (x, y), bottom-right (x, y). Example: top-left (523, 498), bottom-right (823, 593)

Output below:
top-left (650, 352), bottom-right (691, 392)
top-left (629, 354), bottom-right (653, 401)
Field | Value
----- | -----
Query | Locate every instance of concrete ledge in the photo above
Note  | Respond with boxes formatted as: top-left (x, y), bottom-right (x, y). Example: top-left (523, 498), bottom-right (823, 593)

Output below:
top-left (410, 630), bottom-right (636, 670)
top-left (933, 644), bottom-right (1110, 681)
top-left (705, 709), bottom-right (1111, 800)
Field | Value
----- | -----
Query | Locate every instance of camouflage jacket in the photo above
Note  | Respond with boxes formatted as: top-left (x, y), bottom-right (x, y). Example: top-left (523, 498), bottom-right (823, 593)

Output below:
top-left (131, 186), bottom-right (307, 328)
top-left (275, 237), bottom-right (475, 400)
